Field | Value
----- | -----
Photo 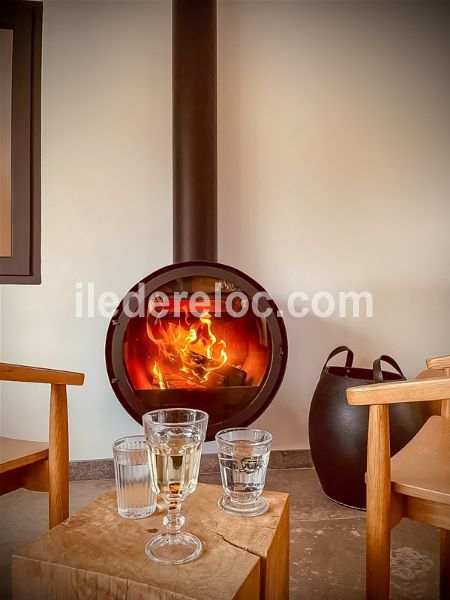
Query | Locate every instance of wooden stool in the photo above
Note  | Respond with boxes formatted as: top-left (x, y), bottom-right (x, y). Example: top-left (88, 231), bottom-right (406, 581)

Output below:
top-left (12, 483), bottom-right (290, 600)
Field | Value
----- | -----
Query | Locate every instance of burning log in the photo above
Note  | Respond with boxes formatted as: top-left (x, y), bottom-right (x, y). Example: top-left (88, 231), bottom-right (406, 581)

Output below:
top-left (152, 351), bottom-right (247, 390)
top-left (190, 351), bottom-right (247, 387)
top-left (218, 363), bottom-right (247, 387)
top-left (152, 373), bottom-right (200, 389)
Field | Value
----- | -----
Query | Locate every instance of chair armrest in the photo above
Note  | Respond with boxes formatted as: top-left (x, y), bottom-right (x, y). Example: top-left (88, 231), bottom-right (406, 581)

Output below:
top-left (0, 363), bottom-right (84, 386)
top-left (347, 376), bottom-right (450, 406)
top-left (426, 355), bottom-right (450, 370)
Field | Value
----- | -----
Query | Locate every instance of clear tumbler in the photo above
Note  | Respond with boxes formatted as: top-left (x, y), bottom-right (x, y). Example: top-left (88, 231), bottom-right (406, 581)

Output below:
top-left (113, 435), bottom-right (156, 519)
top-left (216, 428), bottom-right (272, 516)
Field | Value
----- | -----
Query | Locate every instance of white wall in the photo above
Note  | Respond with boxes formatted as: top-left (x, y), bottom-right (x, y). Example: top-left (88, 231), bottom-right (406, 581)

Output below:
top-left (1, 1), bottom-right (449, 459)
top-left (217, 0), bottom-right (450, 449)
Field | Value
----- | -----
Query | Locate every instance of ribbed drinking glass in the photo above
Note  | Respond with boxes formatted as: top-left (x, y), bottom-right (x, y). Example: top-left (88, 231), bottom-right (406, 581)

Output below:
top-left (113, 435), bottom-right (156, 519)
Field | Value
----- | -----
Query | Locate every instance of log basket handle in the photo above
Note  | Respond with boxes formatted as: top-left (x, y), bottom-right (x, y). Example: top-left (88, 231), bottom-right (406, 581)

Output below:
top-left (322, 346), bottom-right (354, 372)
top-left (373, 355), bottom-right (405, 383)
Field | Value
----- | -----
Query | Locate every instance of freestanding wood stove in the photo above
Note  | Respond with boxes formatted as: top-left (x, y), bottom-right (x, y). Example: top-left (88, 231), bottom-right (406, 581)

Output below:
top-left (105, 0), bottom-right (288, 440)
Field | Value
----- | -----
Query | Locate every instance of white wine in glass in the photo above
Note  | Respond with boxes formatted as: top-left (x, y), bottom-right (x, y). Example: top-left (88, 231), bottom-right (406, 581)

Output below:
top-left (143, 408), bottom-right (208, 564)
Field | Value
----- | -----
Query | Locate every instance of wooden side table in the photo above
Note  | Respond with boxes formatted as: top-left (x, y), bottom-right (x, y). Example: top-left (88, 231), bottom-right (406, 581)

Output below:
top-left (12, 483), bottom-right (289, 599)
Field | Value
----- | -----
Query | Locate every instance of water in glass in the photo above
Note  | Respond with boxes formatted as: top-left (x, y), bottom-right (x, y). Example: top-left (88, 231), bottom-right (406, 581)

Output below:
top-left (216, 428), bottom-right (272, 516)
top-left (113, 435), bottom-right (156, 519)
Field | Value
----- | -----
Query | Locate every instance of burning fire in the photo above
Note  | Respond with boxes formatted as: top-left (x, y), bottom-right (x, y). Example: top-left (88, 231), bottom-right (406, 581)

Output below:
top-left (147, 312), bottom-right (228, 389)
top-left (152, 361), bottom-right (165, 389)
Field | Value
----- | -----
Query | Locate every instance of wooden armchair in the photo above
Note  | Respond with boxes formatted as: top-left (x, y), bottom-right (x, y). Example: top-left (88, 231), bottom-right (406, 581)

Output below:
top-left (347, 355), bottom-right (450, 599)
top-left (0, 363), bottom-right (84, 528)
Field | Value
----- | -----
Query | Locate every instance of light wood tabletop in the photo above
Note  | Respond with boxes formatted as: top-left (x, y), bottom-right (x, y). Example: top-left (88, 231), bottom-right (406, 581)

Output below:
top-left (12, 483), bottom-right (290, 600)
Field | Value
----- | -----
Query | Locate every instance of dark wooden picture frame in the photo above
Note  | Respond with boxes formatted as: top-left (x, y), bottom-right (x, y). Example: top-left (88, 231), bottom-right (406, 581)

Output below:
top-left (0, 1), bottom-right (42, 284)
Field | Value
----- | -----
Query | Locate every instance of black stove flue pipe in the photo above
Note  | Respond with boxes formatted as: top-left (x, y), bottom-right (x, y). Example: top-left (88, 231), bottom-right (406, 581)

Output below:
top-left (173, 0), bottom-right (218, 263)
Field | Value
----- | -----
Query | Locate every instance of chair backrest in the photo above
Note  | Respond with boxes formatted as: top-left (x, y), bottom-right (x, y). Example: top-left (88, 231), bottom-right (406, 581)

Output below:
top-left (417, 368), bottom-right (444, 419)
top-left (0, 363), bottom-right (84, 386)
top-left (425, 355), bottom-right (450, 417)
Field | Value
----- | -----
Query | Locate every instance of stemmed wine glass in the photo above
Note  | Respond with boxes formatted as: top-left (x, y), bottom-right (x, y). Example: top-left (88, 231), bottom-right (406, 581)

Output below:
top-left (143, 408), bottom-right (209, 564)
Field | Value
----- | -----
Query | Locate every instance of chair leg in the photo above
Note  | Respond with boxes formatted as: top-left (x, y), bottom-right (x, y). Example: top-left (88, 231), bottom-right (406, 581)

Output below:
top-left (441, 529), bottom-right (450, 599)
top-left (48, 384), bottom-right (69, 528)
top-left (366, 405), bottom-right (391, 600)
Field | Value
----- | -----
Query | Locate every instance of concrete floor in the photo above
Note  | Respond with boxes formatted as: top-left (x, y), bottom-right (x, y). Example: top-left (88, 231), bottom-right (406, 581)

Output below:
top-left (0, 468), bottom-right (439, 599)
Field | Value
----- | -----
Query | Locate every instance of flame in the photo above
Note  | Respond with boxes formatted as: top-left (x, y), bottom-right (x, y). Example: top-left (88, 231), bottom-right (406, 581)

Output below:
top-left (147, 312), bottom-right (228, 389)
top-left (152, 361), bottom-right (165, 389)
